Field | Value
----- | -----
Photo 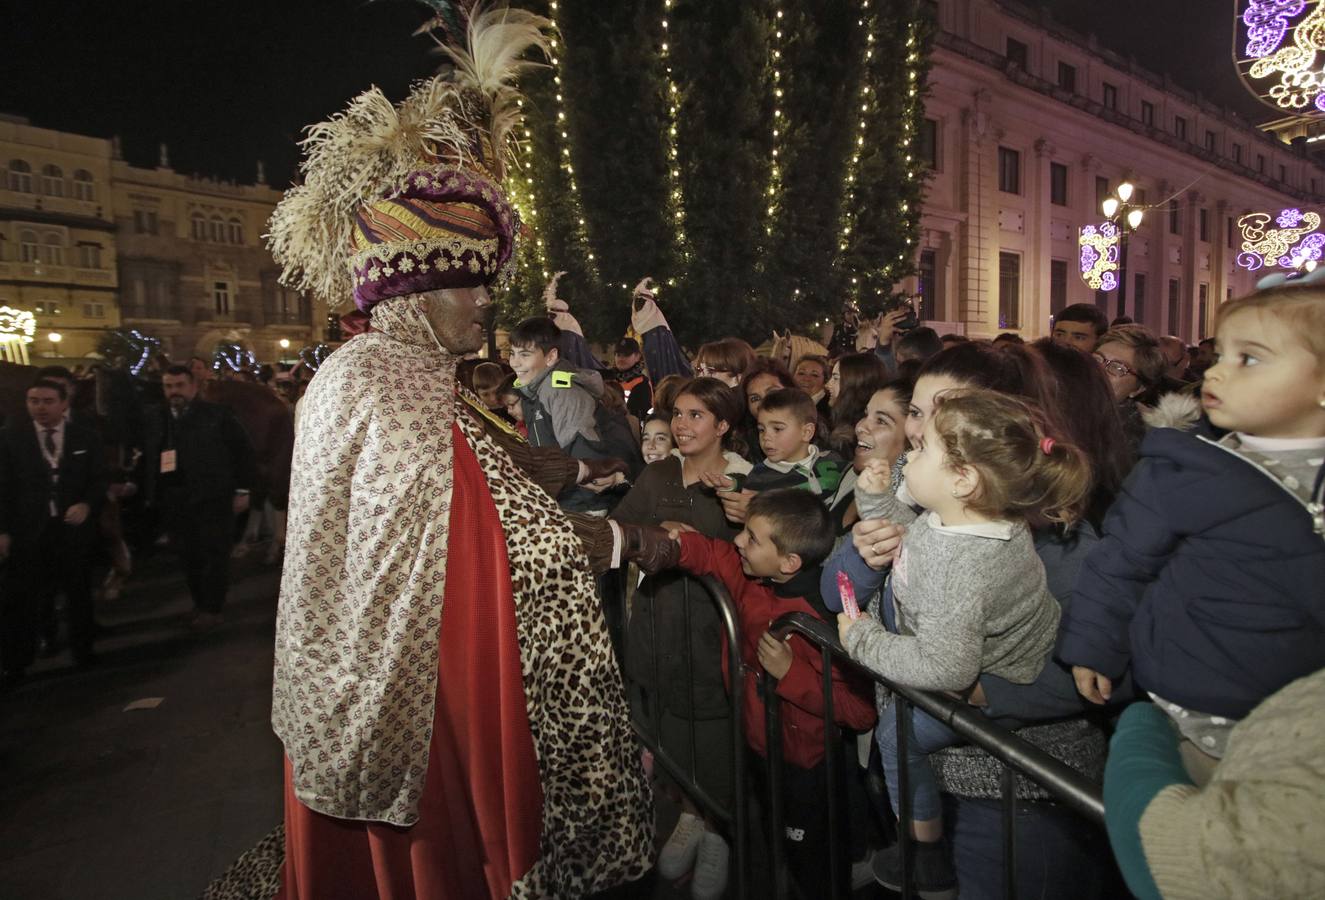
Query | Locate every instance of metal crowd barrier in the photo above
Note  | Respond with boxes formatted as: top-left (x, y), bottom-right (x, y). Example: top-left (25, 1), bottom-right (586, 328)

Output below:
top-left (766, 612), bottom-right (1106, 900)
top-left (604, 573), bottom-right (1104, 900)
top-left (615, 571), bottom-right (751, 900)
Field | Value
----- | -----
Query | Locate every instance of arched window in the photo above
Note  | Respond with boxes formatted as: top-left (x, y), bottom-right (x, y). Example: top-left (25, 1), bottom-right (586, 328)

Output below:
top-left (19, 229), bottom-right (39, 263)
top-left (72, 170), bottom-right (95, 201)
top-left (209, 215), bottom-right (224, 242)
top-left (42, 232), bottom-right (65, 266)
top-left (41, 164), bottom-right (64, 197)
top-left (8, 160), bottom-right (32, 192)
top-left (227, 216), bottom-right (244, 245)
top-left (191, 212), bottom-right (207, 240)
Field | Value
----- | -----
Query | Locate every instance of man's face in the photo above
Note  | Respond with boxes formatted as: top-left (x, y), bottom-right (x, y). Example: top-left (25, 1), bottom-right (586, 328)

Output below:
top-left (27, 387), bottom-right (67, 428)
top-left (162, 372), bottom-right (198, 410)
top-left (190, 358), bottom-right (212, 381)
top-left (509, 344), bottom-right (553, 383)
top-left (614, 350), bottom-right (641, 371)
top-left (420, 286), bottom-right (491, 355)
top-left (1051, 320), bottom-right (1099, 351)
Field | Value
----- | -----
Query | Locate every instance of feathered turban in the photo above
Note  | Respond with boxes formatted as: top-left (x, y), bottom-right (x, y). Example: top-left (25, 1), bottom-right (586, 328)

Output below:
top-left (266, 3), bottom-right (549, 314)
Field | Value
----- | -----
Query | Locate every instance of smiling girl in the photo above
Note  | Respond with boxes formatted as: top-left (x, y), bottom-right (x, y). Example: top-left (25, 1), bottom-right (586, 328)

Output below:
top-left (610, 377), bottom-right (752, 896)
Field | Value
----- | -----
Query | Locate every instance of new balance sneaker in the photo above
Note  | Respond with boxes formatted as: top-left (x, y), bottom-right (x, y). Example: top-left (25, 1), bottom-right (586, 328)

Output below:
top-left (657, 812), bottom-right (706, 880)
top-left (871, 840), bottom-right (957, 900)
top-left (691, 830), bottom-right (729, 900)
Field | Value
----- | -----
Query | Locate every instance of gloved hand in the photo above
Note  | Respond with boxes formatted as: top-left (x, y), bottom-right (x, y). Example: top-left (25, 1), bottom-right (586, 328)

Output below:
top-left (578, 457), bottom-right (631, 484)
top-left (618, 523), bottom-right (681, 574)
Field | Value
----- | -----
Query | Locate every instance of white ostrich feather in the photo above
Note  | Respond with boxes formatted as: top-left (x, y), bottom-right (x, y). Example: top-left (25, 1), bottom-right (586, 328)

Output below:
top-left (434, 3), bottom-right (550, 178)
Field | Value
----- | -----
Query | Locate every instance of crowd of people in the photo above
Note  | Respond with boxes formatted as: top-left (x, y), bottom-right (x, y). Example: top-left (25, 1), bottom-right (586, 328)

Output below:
top-left (7, 14), bottom-right (1324, 894)
top-left (0, 348), bottom-right (307, 686)
top-left (223, 277), bottom-right (1310, 899)
top-left (4, 282), bottom-right (1323, 899)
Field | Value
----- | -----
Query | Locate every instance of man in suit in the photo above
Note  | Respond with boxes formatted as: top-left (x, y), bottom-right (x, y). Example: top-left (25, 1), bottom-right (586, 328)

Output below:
top-left (143, 365), bottom-right (256, 627)
top-left (0, 378), bottom-right (107, 686)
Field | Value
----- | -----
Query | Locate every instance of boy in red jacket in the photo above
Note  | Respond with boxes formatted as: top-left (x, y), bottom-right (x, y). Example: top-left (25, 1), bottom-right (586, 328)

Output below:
top-left (623, 488), bottom-right (876, 892)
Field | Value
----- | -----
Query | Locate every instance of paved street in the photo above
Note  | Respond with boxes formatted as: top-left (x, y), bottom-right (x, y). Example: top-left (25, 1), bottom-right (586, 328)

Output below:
top-left (0, 550), bottom-right (285, 900)
top-left (0, 550), bottom-right (891, 900)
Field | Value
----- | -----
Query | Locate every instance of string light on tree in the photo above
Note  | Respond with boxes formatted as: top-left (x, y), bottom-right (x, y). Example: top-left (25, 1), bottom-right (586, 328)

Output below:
top-left (763, 1), bottom-right (786, 239)
top-left (658, 0), bottom-right (688, 257)
top-left (544, 1), bottom-right (599, 280)
top-left (837, 0), bottom-right (875, 294)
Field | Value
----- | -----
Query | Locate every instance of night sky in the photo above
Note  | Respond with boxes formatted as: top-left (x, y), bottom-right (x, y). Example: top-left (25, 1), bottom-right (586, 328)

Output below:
top-left (0, 1), bottom-right (1274, 188)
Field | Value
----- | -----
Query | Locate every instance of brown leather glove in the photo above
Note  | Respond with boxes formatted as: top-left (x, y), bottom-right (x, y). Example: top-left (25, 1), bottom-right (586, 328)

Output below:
top-left (578, 457), bottom-right (631, 484)
top-left (618, 522), bottom-right (681, 575)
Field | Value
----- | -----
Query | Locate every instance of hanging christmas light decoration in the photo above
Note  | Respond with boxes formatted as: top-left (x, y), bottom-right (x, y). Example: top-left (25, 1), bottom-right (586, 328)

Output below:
top-left (1235, 1), bottom-right (1325, 114)
top-left (1236, 207), bottom-right (1325, 269)
top-left (837, 0), bottom-right (873, 277)
top-left (1079, 222), bottom-right (1121, 291)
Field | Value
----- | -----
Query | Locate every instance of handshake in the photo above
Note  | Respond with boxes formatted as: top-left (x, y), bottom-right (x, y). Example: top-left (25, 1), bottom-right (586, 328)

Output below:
top-left (618, 522), bottom-right (683, 574)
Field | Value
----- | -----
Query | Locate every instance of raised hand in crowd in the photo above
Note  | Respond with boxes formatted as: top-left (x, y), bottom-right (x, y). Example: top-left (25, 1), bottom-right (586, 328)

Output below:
top-left (855, 457), bottom-right (893, 495)
top-left (874, 308), bottom-right (912, 347)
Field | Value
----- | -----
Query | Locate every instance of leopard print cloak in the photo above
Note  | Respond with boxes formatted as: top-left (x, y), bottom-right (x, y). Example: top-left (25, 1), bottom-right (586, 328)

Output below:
top-left (271, 296), bottom-right (652, 896)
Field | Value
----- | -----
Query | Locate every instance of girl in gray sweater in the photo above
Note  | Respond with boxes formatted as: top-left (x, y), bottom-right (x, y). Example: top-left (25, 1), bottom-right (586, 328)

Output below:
top-left (837, 390), bottom-right (1092, 894)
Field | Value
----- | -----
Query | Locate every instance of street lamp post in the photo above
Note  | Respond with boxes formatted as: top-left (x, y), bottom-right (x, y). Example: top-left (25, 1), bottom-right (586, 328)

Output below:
top-left (1102, 182), bottom-right (1145, 320)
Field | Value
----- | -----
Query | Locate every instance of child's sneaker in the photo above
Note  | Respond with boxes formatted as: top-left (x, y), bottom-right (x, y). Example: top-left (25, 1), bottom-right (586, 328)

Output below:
top-left (656, 812), bottom-right (705, 880)
top-left (690, 831), bottom-right (729, 900)
top-left (871, 840), bottom-right (957, 900)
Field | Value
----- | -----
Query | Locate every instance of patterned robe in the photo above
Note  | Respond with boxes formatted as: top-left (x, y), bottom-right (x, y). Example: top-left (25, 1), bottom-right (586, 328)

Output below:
top-left (271, 296), bottom-right (652, 897)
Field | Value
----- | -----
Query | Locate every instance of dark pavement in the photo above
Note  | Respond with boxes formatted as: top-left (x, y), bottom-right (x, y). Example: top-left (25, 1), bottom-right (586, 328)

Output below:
top-left (0, 550), bottom-right (284, 900)
top-left (0, 549), bottom-right (892, 900)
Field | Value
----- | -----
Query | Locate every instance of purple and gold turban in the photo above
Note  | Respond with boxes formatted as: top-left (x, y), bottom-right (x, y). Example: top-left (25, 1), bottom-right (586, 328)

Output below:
top-left (349, 166), bottom-right (518, 313)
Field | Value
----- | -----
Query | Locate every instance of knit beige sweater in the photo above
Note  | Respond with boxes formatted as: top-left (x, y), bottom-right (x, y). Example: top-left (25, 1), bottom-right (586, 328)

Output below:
top-left (1139, 666), bottom-right (1325, 900)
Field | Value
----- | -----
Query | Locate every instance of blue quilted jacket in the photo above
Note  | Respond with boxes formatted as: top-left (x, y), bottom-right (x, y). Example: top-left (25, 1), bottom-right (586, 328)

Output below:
top-left (1058, 427), bottom-right (1325, 719)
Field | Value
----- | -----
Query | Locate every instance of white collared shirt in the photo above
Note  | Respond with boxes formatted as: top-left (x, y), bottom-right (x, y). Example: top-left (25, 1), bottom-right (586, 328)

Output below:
top-left (33, 418), bottom-right (66, 516)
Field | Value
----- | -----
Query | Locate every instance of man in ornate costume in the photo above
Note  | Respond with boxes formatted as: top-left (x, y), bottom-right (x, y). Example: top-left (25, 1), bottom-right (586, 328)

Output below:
top-left (258, 6), bottom-right (653, 898)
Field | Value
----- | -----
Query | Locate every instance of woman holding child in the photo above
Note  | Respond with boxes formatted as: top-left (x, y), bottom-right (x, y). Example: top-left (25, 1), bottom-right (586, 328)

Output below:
top-left (822, 339), bottom-right (1133, 899)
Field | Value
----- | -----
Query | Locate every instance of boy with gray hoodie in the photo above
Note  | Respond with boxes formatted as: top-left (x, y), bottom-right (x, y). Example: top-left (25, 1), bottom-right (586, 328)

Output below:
top-left (508, 317), bottom-right (605, 457)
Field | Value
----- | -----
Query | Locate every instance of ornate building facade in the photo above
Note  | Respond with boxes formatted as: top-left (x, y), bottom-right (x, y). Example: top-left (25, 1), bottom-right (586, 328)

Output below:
top-left (112, 156), bottom-right (321, 363)
top-left (0, 114), bottom-right (118, 360)
top-left (0, 114), bottom-right (323, 365)
top-left (908, 0), bottom-right (1325, 341)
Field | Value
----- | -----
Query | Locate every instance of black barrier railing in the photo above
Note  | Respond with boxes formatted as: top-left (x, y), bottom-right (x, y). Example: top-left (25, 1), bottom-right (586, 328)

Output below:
top-left (622, 572), bottom-right (751, 900)
top-left (765, 611), bottom-right (1106, 900)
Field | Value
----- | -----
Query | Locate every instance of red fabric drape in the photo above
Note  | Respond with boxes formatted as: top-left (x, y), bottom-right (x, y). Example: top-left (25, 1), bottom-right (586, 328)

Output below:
top-left (277, 424), bottom-right (543, 900)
